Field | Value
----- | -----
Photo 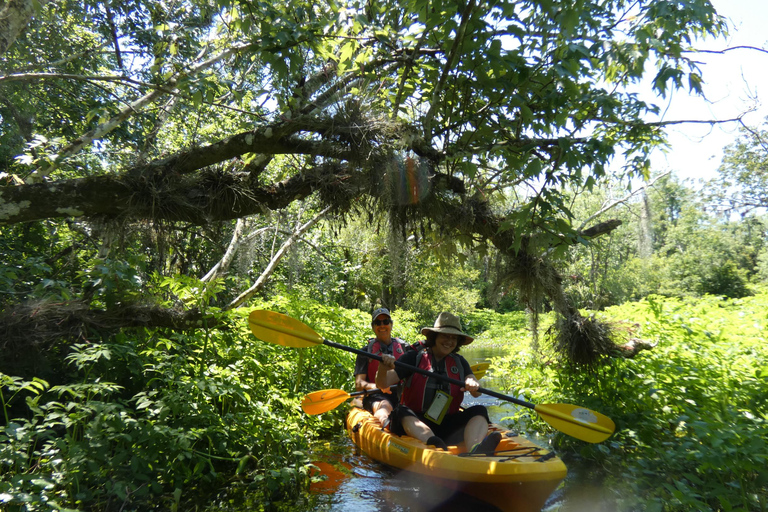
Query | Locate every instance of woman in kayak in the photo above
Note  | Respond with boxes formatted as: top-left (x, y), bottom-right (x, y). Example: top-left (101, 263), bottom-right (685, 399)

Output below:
top-left (376, 312), bottom-right (501, 454)
top-left (353, 307), bottom-right (411, 429)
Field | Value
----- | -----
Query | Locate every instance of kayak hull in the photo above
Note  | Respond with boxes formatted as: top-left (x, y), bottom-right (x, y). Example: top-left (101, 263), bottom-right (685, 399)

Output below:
top-left (345, 407), bottom-right (566, 512)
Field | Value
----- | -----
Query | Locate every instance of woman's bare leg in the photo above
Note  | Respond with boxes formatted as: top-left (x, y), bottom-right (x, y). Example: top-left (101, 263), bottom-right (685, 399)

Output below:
top-left (464, 415), bottom-right (489, 448)
top-left (401, 415), bottom-right (435, 443)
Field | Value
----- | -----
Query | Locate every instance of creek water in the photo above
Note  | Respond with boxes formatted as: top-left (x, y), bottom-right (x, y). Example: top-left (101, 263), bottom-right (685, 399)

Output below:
top-left (299, 345), bottom-right (615, 512)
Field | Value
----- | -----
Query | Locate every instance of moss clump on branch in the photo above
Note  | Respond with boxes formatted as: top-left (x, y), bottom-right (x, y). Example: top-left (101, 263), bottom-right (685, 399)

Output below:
top-left (547, 313), bottom-right (617, 368)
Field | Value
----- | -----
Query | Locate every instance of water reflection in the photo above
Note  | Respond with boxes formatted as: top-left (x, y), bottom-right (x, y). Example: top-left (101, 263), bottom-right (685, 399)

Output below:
top-left (309, 461), bottom-right (354, 495)
top-left (308, 440), bottom-right (505, 511)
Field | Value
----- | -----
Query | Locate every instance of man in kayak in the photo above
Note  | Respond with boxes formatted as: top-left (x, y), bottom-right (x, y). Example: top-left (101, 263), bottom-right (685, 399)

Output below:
top-left (375, 312), bottom-right (501, 454)
top-left (353, 308), bottom-right (411, 429)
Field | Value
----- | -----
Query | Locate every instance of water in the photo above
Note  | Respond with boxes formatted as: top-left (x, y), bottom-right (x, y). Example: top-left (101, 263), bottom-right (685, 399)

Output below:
top-left (307, 444), bottom-right (504, 511)
top-left (302, 346), bottom-right (616, 511)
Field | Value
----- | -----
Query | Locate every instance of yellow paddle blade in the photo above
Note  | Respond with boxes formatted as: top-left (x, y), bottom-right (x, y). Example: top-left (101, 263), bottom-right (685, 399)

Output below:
top-left (535, 403), bottom-right (615, 443)
top-left (248, 310), bottom-right (323, 348)
top-left (302, 389), bottom-right (352, 415)
top-left (471, 362), bottom-right (490, 380)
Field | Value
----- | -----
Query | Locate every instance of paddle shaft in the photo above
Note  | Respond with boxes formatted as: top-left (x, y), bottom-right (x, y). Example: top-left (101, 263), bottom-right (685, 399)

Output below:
top-left (350, 384), bottom-right (399, 398)
top-left (321, 338), bottom-right (535, 411)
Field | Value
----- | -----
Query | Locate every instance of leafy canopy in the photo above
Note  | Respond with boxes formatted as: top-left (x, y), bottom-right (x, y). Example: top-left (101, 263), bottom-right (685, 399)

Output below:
top-left (2, 0), bottom-right (724, 248)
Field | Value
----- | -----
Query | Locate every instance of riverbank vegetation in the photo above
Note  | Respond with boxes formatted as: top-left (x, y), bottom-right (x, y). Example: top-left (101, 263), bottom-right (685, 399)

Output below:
top-left (481, 294), bottom-right (768, 511)
top-left (3, 292), bottom-right (767, 511)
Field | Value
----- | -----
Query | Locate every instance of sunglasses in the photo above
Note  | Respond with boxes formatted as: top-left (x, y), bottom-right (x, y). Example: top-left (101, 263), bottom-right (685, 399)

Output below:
top-left (373, 319), bottom-right (392, 326)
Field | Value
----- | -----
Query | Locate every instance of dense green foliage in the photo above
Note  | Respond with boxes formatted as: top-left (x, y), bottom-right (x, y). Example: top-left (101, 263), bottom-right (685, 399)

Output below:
top-left (0, 295), bottom-right (376, 511)
top-left (487, 294), bottom-right (768, 511)
top-left (5, 290), bottom-right (768, 510)
top-left (558, 174), bottom-right (766, 309)
top-left (0, 285), bottom-right (439, 511)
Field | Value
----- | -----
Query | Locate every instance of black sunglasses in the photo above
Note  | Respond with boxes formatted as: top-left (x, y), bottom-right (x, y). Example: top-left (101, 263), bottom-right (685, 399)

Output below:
top-left (373, 319), bottom-right (392, 326)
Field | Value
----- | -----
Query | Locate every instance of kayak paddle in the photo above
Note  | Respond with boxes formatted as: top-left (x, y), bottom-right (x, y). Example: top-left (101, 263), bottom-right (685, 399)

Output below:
top-left (302, 387), bottom-right (397, 415)
top-left (302, 362), bottom-right (490, 415)
top-left (249, 310), bottom-right (615, 443)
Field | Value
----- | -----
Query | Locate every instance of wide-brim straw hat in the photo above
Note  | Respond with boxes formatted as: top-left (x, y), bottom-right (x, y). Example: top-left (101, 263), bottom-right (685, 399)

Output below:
top-left (420, 312), bottom-right (474, 345)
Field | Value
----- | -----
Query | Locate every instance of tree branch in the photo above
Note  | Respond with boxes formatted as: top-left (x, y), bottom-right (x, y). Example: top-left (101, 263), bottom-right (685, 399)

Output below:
top-left (691, 45), bottom-right (768, 56)
top-left (201, 217), bottom-right (246, 282)
top-left (34, 41), bottom-right (255, 179)
top-left (225, 206), bottom-right (332, 309)
top-left (0, 160), bottom-right (355, 225)
top-left (422, 0), bottom-right (476, 138)
top-left (576, 171), bottom-right (670, 232)
top-left (0, 0), bottom-right (52, 55)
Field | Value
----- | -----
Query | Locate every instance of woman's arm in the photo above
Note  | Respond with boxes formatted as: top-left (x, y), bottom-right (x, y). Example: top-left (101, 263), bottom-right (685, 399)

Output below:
top-left (355, 373), bottom-right (375, 391)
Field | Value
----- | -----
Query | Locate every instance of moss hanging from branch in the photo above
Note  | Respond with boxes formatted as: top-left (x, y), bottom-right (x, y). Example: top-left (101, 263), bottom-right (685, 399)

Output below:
top-left (546, 313), bottom-right (618, 369)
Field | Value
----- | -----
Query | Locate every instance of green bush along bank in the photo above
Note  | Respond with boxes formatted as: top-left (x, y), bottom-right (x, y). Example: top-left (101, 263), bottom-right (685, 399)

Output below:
top-left (0, 296), bottom-right (388, 511)
top-left (488, 294), bottom-right (768, 511)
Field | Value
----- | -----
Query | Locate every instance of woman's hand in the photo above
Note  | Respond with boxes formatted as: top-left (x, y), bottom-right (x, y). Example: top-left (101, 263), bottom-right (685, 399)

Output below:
top-left (366, 382), bottom-right (390, 393)
top-left (380, 354), bottom-right (396, 369)
top-left (463, 376), bottom-right (481, 397)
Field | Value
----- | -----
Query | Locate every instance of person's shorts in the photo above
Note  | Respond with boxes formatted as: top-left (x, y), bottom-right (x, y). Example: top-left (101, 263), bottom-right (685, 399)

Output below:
top-left (390, 404), bottom-right (489, 445)
top-left (362, 391), bottom-right (398, 413)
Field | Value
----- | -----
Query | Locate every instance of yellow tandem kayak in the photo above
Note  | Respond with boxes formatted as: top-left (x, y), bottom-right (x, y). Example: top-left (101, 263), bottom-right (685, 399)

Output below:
top-left (345, 407), bottom-right (567, 512)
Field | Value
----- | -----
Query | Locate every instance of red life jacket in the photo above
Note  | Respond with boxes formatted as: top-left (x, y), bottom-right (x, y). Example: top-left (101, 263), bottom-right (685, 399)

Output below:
top-left (401, 349), bottom-right (465, 414)
top-left (365, 337), bottom-right (407, 382)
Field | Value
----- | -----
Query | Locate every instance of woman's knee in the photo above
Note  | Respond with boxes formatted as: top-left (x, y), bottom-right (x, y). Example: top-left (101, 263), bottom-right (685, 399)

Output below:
top-left (464, 405), bottom-right (490, 422)
top-left (373, 401), bottom-right (393, 414)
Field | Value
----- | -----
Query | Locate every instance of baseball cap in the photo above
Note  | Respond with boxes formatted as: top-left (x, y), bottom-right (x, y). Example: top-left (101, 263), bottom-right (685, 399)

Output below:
top-left (371, 307), bottom-right (391, 322)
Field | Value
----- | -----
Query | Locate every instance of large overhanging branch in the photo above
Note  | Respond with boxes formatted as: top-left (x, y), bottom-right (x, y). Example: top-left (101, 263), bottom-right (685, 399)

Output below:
top-left (132, 128), bottom-right (361, 178)
top-left (0, 160), bottom-right (355, 225)
top-left (415, 193), bottom-right (620, 257)
top-left (0, 158), bottom-right (622, 355)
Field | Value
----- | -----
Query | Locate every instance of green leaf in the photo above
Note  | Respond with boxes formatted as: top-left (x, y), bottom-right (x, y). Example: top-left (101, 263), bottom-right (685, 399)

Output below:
top-left (525, 159), bottom-right (542, 176)
top-left (192, 90), bottom-right (203, 107)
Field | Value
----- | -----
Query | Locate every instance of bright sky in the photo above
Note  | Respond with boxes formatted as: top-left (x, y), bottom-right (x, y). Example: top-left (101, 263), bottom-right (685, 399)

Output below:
top-left (641, 0), bottom-right (768, 185)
